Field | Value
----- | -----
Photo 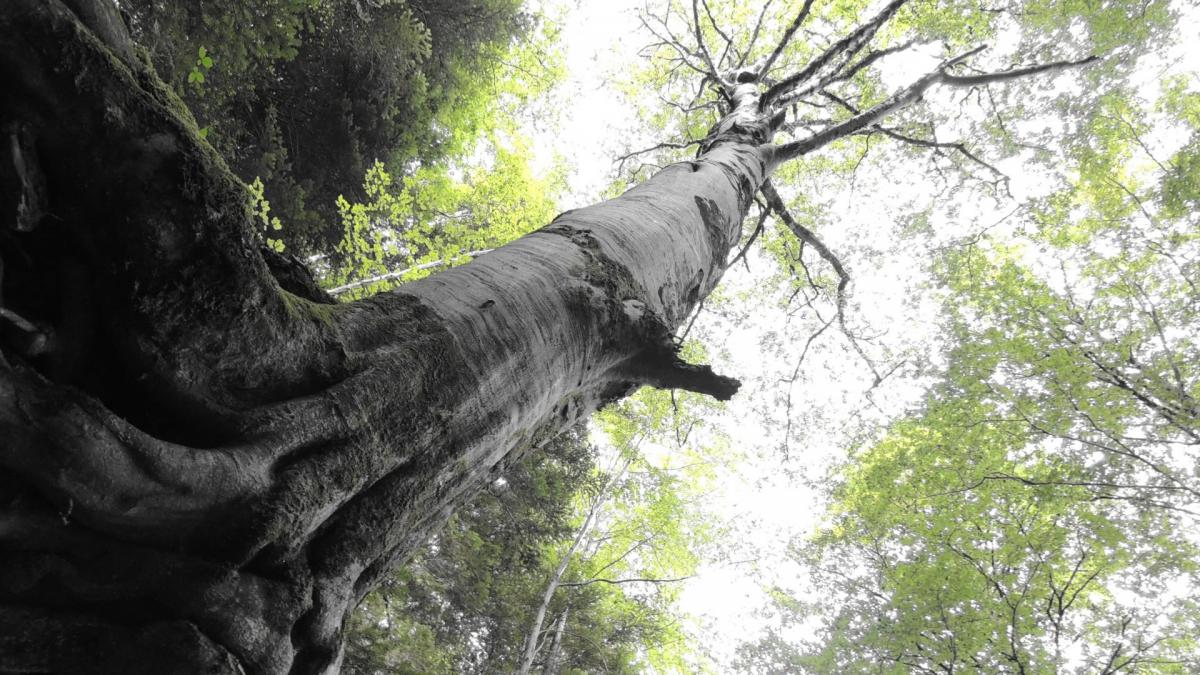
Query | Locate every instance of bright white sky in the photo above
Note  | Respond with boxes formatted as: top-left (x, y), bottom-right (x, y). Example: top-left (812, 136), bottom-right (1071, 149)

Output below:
top-left (522, 0), bottom-right (1200, 670)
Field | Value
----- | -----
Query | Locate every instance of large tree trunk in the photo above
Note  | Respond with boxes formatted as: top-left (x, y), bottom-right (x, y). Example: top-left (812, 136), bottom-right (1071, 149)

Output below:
top-left (0, 1), bottom-right (770, 672)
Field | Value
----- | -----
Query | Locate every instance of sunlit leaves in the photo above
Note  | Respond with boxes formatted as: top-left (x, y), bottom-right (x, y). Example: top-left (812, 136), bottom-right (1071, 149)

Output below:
top-left (740, 20), bottom-right (1198, 672)
top-left (123, 0), bottom-right (544, 250)
top-left (325, 134), bottom-right (563, 298)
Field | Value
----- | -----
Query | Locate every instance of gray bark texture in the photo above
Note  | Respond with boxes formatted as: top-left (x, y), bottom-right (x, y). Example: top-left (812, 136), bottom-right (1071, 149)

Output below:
top-left (0, 1), bottom-right (770, 672)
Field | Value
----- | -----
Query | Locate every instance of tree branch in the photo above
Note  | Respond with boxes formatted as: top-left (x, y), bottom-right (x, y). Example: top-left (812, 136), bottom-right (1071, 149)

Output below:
top-left (760, 179), bottom-right (890, 386)
top-left (757, 0), bottom-right (815, 79)
top-left (725, 199), bottom-right (770, 272)
top-left (327, 249), bottom-right (494, 296)
top-left (773, 48), bottom-right (1098, 163)
top-left (940, 55), bottom-right (1100, 87)
top-left (691, 0), bottom-right (724, 83)
top-left (615, 138), bottom-right (706, 175)
top-left (761, 0), bottom-right (910, 109)
top-left (699, 0), bottom-right (737, 67)
top-left (820, 90), bottom-right (1012, 194)
top-left (559, 575), bottom-right (694, 587)
top-left (772, 46), bottom-right (983, 161)
top-left (640, 354), bottom-right (741, 400)
top-left (638, 12), bottom-right (709, 79)
top-left (775, 39), bottom-right (920, 109)
top-left (738, 0), bottom-right (775, 68)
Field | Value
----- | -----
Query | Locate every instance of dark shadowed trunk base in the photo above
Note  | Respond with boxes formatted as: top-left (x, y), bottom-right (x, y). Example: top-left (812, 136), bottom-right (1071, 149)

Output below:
top-left (0, 1), bottom-right (770, 672)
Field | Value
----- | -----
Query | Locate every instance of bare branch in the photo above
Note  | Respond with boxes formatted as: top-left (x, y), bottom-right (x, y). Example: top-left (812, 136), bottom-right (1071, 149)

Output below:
top-left (760, 179), bottom-right (887, 386)
top-left (328, 249), bottom-right (494, 296)
top-left (559, 575), bottom-right (694, 587)
top-left (761, 0), bottom-right (910, 109)
top-left (639, 351), bottom-right (742, 400)
top-left (940, 55), bottom-right (1100, 87)
top-left (638, 11), bottom-right (709, 79)
top-left (725, 199), bottom-right (770, 272)
top-left (615, 138), bottom-right (706, 174)
top-left (873, 125), bottom-right (1009, 187)
top-left (819, 90), bottom-right (1012, 193)
top-left (760, 180), bottom-right (846, 298)
top-left (780, 314), bottom-right (835, 460)
top-left (738, 0), bottom-right (775, 68)
top-left (828, 39), bottom-right (920, 86)
top-left (691, 0), bottom-right (724, 82)
top-left (773, 48), bottom-right (1098, 163)
top-left (776, 39), bottom-right (920, 108)
top-left (656, 93), bottom-right (719, 115)
top-left (674, 295), bottom-right (709, 345)
top-left (699, 0), bottom-right (738, 67)
top-left (758, 0), bottom-right (816, 78)
top-left (773, 46), bottom-right (984, 161)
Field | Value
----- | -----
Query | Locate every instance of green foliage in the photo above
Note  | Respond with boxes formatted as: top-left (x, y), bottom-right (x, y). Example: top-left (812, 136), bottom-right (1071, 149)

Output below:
top-left (740, 54), bottom-right (1200, 675)
top-left (344, 370), bottom-right (730, 673)
top-left (345, 428), bottom-right (594, 673)
top-left (122, 0), bottom-right (550, 252)
top-left (741, 385), bottom-right (1200, 670)
top-left (1159, 76), bottom-right (1200, 219)
top-left (247, 177), bottom-right (286, 253)
top-left (343, 420), bottom-right (707, 674)
top-left (325, 133), bottom-right (563, 299)
top-left (186, 45), bottom-right (213, 85)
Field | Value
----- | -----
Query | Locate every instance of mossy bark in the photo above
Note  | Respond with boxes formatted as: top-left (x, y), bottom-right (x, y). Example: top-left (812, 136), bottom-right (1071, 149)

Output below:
top-left (0, 1), bottom-right (773, 672)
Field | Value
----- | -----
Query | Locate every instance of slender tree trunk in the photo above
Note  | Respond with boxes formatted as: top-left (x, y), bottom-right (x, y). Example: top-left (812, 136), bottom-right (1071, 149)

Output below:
top-left (0, 1), bottom-right (772, 672)
top-left (542, 604), bottom-right (570, 675)
top-left (517, 458), bottom-right (628, 675)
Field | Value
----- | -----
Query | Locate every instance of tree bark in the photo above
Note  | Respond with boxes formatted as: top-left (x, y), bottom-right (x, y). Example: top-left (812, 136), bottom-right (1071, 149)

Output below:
top-left (0, 1), bottom-right (771, 672)
top-left (542, 604), bottom-right (570, 675)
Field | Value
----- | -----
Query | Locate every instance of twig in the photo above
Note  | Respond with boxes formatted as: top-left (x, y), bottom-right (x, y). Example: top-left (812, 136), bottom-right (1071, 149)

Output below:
top-left (559, 575), bottom-right (694, 587)
top-left (760, 179), bottom-right (889, 386)
top-left (758, 0), bottom-right (816, 78)
top-left (738, 0), bottom-right (775, 68)
top-left (725, 199), bottom-right (770, 272)
top-left (761, 0), bottom-right (910, 109)
top-left (615, 138), bottom-right (706, 173)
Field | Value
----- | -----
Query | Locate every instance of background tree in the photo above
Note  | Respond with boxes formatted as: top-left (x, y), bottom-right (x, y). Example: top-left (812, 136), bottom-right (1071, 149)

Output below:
top-left (324, 140), bottom-right (563, 300)
top-left (0, 0), bottom-right (1169, 672)
top-left (736, 19), bottom-right (1200, 673)
top-left (120, 0), bottom-right (552, 251)
top-left (343, 427), bottom-right (605, 674)
top-left (345, 390), bottom-right (718, 674)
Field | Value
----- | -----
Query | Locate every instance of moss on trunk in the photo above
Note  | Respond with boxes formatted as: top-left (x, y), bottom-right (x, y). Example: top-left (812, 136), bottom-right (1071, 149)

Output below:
top-left (0, 1), bottom-right (771, 671)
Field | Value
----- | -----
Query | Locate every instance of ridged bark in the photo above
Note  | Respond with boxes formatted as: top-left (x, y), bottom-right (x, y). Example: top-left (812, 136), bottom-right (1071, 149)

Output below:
top-left (0, 1), bottom-right (772, 672)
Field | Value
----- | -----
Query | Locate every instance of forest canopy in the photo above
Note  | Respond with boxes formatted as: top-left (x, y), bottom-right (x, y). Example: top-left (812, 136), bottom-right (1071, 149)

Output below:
top-left (1, 0), bottom-right (1197, 673)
